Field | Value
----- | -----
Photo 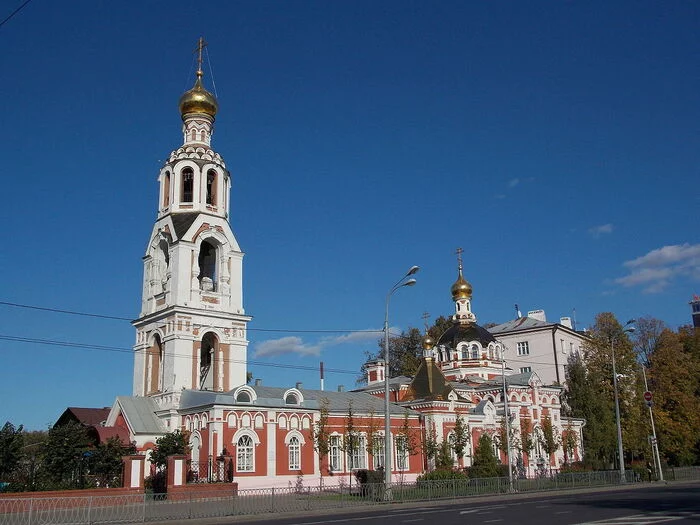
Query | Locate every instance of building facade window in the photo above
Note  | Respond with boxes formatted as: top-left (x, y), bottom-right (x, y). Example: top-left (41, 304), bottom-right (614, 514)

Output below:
top-left (288, 436), bottom-right (300, 471)
top-left (206, 170), bottom-right (217, 205)
top-left (395, 435), bottom-right (409, 471)
top-left (372, 435), bottom-right (384, 470)
top-left (236, 435), bottom-right (254, 472)
top-left (348, 435), bottom-right (366, 470)
top-left (517, 341), bottom-right (530, 356)
top-left (519, 366), bottom-right (532, 373)
top-left (329, 435), bottom-right (343, 472)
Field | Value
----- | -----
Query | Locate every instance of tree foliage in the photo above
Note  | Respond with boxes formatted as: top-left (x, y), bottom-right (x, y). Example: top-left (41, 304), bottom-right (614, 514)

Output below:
top-left (469, 434), bottom-right (500, 478)
top-left (311, 398), bottom-right (331, 477)
top-left (0, 422), bottom-right (24, 480)
top-left (452, 414), bottom-right (470, 460)
top-left (150, 429), bottom-right (190, 469)
top-left (87, 437), bottom-right (137, 487)
top-left (41, 422), bottom-right (93, 488)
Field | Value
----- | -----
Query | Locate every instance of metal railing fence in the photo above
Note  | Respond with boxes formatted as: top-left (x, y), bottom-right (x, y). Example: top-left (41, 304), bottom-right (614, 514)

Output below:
top-left (1, 467), bottom-right (698, 525)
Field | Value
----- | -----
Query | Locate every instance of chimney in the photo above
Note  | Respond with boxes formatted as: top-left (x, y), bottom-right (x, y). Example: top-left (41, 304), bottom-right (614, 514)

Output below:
top-left (337, 385), bottom-right (345, 392)
top-left (295, 382), bottom-right (303, 390)
top-left (254, 379), bottom-right (262, 386)
top-left (559, 317), bottom-right (573, 329)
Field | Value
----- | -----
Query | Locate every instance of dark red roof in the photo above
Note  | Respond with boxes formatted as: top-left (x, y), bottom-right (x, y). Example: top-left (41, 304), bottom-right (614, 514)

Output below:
top-left (56, 407), bottom-right (111, 427)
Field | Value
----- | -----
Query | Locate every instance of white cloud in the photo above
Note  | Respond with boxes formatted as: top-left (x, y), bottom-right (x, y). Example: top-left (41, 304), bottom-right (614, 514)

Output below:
top-left (588, 224), bottom-right (613, 238)
top-left (253, 336), bottom-right (321, 358)
top-left (508, 178), bottom-right (520, 188)
top-left (615, 243), bottom-right (700, 294)
top-left (253, 329), bottom-right (383, 358)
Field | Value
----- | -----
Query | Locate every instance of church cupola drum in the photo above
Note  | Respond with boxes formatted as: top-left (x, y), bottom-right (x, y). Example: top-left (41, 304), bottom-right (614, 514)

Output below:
top-left (132, 39), bottom-right (251, 403)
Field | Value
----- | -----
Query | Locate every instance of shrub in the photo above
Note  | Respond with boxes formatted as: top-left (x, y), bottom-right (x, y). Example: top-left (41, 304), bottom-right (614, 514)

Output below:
top-left (353, 469), bottom-right (384, 499)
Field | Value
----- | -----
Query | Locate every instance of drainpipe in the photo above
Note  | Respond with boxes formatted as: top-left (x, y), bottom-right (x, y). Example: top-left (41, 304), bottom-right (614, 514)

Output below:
top-left (551, 327), bottom-right (561, 384)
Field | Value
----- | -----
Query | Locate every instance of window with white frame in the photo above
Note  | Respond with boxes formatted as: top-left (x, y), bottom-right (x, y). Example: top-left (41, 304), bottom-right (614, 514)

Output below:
top-left (236, 435), bottom-right (254, 472)
top-left (329, 435), bottom-right (343, 472)
top-left (519, 366), bottom-right (532, 373)
top-left (517, 341), bottom-right (530, 356)
top-left (348, 435), bottom-right (366, 470)
top-left (395, 435), bottom-right (409, 471)
top-left (288, 436), bottom-right (300, 471)
top-left (372, 435), bottom-right (385, 470)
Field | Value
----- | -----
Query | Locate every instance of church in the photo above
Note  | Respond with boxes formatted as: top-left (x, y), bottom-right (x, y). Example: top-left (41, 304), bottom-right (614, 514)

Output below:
top-left (75, 43), bottom-right (584, 489)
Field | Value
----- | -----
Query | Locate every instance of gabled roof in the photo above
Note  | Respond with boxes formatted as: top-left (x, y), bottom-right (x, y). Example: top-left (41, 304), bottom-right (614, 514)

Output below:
top-left (111, 396), bottom-right (165, 434)
top-left (179, 386), bottom-right (420, 417)
top-left (55, 407), bottom-right (111, 427)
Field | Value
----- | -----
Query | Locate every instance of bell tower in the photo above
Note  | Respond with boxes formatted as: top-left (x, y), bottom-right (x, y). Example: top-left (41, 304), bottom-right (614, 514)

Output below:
top-left (132, 39), bottom-right (251, 405)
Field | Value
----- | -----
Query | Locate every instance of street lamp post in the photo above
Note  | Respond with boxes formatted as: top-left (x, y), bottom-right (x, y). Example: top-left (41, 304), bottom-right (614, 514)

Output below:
top-left (612, 319), bottom-right (635, 484)
top-left (384, 265), bottom-right (419, 497)
top-left (501, 350), bottom-right (514, 492)
top-left (641, 365), bottom-right (664, 482)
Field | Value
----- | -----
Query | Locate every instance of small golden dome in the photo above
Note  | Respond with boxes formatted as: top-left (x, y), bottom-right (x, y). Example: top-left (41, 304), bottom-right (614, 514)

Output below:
top-left (422, 333), bottom-right (435, 350)
top-left (179, 73), bottom-right (218, 118)
top-left (451, 272), bottom-right (472, 301)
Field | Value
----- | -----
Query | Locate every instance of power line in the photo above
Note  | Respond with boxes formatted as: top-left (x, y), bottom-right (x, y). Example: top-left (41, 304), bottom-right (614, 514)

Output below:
top-left (0, 332), bottom-right (567, 371)
top-left (0, 0), bottom-right (32, 29)
top-left (0, 300), bottom-right (384, 334)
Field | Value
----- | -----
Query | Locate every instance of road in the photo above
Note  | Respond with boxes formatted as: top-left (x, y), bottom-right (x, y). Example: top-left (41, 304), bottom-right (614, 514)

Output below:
top-left (232, 483), bottom-right (700, 525)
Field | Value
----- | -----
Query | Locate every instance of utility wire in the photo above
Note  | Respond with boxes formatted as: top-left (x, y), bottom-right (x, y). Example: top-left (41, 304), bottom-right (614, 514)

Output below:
top-left (0, 333), bottom-right (567, 371)
top-left (0, 0), bottom-right (32, 30)
top-left (0, 300), bottom-right (384, 334)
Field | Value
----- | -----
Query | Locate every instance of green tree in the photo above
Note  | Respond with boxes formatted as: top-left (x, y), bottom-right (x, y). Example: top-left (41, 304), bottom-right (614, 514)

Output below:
top-left (422, 422), bottom-right (439, 468)
top-left (562, 421), bottom-right (578, 465)
top-left (520, 418), bottom-right (535, 459)
top-left (564, 350), bottom-right (615, 468)
top-left (435, 440), bottom-right (453, 470)
top-left (149, 429), bottom-right (190, 469)
top-left (41, 421), bottom-right (93, 489)
top-left (0, 422), bottom-right (24, 480)
top-left (469, 434), bottom-right (500, 478)
top-left (452, 414), bottom-right (470, 463)
top-left (341, 402), bottom-right (360, 487)
top-left (649, 328), bottom-right (700, 465)
top-left (538, 415), bottom-right (561, 473)
top-left (87, 437), bottom-right (137, 488)
top-left (364, 410), bottom-right (382, 470)
top-left (310, 397), bottom-right (331, 483)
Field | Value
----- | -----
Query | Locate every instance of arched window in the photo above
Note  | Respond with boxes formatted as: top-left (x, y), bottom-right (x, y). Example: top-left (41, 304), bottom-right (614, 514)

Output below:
top-left (236, 435), bottom-right (254, 472)
top-left (461, 346), bottom-right (469, 360)
top-left (198, 240), bottom-right (217, 291)
top-left (288, 436), bottom-right (300, 470)
top-left (181, 168), bottom-right (194, 203)
top-left (471, 344), bottom-right (479, 359)
top-left (285, 393), bottom-right (299, 405)
top-left (206, 170), bottom-right (217, 205)
top-left (236, 391), bottom-right (251, 403)
top-left (200, 332), bottom-right (217, 390)
top-left (154, 334), bottom-right (164, 392)
top-left (163, 172), bottom-right (171, 208)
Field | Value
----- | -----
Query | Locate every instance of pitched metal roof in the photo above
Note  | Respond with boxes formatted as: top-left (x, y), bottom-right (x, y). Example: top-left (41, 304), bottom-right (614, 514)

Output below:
top-left (115, 396), bottom-right (166, 434)
top-left (179, 386), bottom-right (420, 417)
top-left (487, 317), bottom-right (554, 334)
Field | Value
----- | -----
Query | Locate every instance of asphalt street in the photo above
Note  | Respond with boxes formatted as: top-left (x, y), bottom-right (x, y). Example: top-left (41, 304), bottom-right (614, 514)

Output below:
top-left (217, 482), bottom-right (700, 525)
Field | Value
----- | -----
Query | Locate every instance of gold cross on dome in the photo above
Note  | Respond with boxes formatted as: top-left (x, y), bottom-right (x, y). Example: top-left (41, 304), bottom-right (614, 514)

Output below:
top-left (455, 247), bottom-right (464, 269)
top-left (421, 311), bottom-right (431, 331)
top-left (194, 37), bottom-right (208, 77)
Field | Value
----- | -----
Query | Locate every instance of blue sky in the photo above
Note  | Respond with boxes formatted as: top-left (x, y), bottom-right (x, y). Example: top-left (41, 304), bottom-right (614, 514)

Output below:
top-left (1, 1), bottom-right (698, 430)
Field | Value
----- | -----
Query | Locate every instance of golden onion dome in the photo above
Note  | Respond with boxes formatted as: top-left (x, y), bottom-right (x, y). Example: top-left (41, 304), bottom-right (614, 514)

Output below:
top-left (451, 271), bottom-right (473, 301)
top-left (422, 332), bottom-right (435, 350)
top-left (179, 73), bottom-right (218, 118)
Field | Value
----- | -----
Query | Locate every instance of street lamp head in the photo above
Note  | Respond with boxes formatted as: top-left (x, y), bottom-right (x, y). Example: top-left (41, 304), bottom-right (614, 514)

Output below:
top-left (624, 326), bottom-right (636, 334)
top-left (403, 278), bottom-right (417, 287)
top-left (406, 265), bottom-right (420, 276)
